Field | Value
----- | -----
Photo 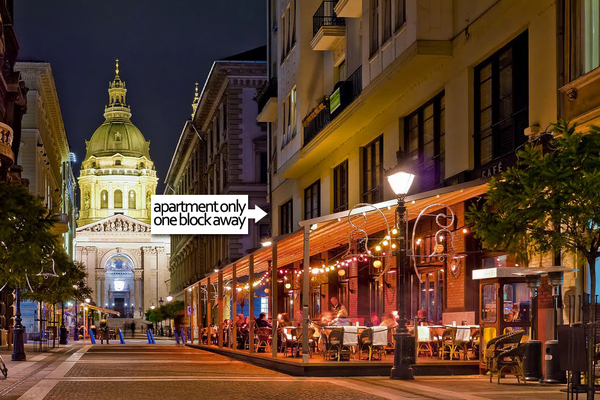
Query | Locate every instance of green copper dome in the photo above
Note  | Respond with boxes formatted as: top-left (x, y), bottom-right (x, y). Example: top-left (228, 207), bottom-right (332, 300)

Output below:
top-left (84, 60), bottom-right (151, 161)
top-left (85, 120), bottom-right (150, 159)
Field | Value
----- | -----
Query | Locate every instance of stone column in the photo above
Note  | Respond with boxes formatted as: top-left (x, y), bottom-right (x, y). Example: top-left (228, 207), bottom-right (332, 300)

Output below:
top-left (96, 276), bottom-right (101, 305)
top-left (100, 276), bottom-right (105, 308)
top-left (134, 276), bottom-right (139, 310)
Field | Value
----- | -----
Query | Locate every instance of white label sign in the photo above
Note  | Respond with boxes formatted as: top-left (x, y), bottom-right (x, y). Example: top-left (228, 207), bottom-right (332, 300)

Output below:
top-left (151, 195), bottom-right (267, 235)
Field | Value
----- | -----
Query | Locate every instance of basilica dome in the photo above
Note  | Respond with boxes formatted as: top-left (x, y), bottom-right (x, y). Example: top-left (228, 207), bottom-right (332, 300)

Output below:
top-left (85, 120), bottom-right (150, 159)
top-left (84, 59), bottom-right (151, 161)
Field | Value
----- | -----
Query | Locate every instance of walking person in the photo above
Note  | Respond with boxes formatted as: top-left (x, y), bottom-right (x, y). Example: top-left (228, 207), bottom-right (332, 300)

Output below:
top-left (99, 319), bottom-right (110, 344)
top-left (130, 320), bottom-right (136, 339)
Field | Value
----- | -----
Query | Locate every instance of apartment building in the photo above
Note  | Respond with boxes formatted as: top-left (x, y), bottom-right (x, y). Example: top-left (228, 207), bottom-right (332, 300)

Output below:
top-left (166, 47), bottom-right (269, 301)
top-left (257, 0), bottom-right (558, 328)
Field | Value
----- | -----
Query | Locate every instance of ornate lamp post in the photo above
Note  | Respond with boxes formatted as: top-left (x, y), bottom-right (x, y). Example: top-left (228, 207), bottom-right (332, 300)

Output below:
top-left (386, 165), bottom-right (416, 380)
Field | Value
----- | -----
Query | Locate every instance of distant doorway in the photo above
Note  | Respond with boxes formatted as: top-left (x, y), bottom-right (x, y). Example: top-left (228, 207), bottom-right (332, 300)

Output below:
top-left (114, 298), bottom-right (125, 317)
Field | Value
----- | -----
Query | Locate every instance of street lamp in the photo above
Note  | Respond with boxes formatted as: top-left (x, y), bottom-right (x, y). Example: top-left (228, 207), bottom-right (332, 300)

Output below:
top-left (166, 294), bottom-right (173, 302)
top-left (150, 303), bottom-right (156, 310)
top-left (158, 298), bottom-right (164, 336)
top-left (386, 164), bottom-right (415, 380)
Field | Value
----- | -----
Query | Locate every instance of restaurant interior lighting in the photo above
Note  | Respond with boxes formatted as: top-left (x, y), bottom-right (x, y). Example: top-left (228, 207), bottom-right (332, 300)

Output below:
top-left (85, 298), bottom-right (90, 303)
top-left (261, 239), bottom-right (272, 247)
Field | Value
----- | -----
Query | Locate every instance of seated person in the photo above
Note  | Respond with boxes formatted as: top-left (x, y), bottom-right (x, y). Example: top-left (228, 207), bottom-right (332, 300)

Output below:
top-left (255, 312), bottom-right (272, 328)
top-left (367, 312), bottom-right (381, 327)
top-left (277, 313), bottom-right (292, 329)
top-left (330, 309), bottom-right (351, 326)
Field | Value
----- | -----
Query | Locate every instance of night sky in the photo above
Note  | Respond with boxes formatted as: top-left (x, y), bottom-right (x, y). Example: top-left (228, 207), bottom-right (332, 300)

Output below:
top-left (14, 0), bottom-right (266, 192)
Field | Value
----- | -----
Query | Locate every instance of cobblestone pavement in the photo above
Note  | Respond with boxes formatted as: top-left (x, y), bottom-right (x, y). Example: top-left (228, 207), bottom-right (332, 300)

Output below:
top-left (0, 344), bottom-right (568, 400)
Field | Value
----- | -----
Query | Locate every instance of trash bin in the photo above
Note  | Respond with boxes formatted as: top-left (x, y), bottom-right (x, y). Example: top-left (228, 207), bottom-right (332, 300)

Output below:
top-left (523, 340), bottom-right (543, 381)
top-left (543, 340), bottom-right (566, 383)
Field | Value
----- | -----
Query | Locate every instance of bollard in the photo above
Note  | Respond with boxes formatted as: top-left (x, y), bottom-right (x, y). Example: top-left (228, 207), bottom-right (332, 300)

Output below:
top-left (149, 330), bottom-right (156, 344)
top-left (118, 329), bottom-right (125, 344)
top-left (146, 330), bottom-right (152, 344)
top-left (89, 329), bottom-right (96, 344)
top-left (182, 330), bottom-right (187, 343)
top-left (174, 330), bottom-right (180, 345)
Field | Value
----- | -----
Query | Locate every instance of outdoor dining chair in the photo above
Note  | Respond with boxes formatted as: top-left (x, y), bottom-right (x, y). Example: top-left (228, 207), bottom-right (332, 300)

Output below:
top-left (340, 326), bottom-right (358, 360)
top-left (324, 328), bottom-right (343, 361)
top-left (371, 326), bottom-right (388, 360)
top-left (358, 328), bottom-right (373, 360)
top-left (255, 327), bottom-right (272, 353)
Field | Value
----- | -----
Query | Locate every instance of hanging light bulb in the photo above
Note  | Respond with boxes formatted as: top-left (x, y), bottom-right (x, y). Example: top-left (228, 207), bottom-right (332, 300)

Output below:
top-left (373, 260), bottom-right (382, 269)
top-left (382, 240), bottom-right (389, 246)
top-left (375, 245), bottom-right (382, 251)
top-left (338, 269), bottom-right (346, 277)
top-left (285, 283), bottom-right (291, 289)
top-left (392, 228), bottom-right (398, 235)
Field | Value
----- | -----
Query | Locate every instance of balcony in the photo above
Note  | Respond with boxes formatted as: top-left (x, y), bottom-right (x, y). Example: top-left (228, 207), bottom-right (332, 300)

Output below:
top-left (334, 0), bottom-right (362, 18)
top-left (311, 1), bottom-right (345, 51)
top-left (303, 66), bottom-right (362, 147)
top-left (256, 77), bottom-right (278, 123)
top-left (0, 121), bottom-right (14, 168)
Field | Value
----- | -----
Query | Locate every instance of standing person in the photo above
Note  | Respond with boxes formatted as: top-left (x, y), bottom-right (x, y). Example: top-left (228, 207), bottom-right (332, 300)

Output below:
top-left (130, 320), bottom-right (136, 338)
top-left (330, 297), bottom-right (348, 318)
top-left (99, 319), bottom-right (110, 344)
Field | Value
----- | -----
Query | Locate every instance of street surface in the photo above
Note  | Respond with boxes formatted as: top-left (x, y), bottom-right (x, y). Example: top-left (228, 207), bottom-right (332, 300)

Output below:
top-left (0, 342), bottom-right (567, 400)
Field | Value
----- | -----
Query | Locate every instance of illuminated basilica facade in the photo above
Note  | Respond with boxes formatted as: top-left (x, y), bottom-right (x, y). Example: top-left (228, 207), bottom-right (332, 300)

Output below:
top-left (75, 61), bottom-right (170, 318)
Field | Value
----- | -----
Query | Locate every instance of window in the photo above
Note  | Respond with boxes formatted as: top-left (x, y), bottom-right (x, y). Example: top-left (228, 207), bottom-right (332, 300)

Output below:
top-left (290, 0), bottom-right (296, 49)
top-left (570, 0), bottom-right (600, 78)
top-left (362, 136), bottom-right (384, 203)
top-left (370, 0), bottom-right (380, 56)
top-left (115, 159), bottom-right (121, 166)
top-left (404, 92), bottom-right (445, 191)
top-left (128, 190), bottom-right (136, 209)
top-left (304, 180), bottom-right (320, 220)
top-left (100, 190), bottom-right (108, 209)
top-left (333, 160), bottom-right (348, 212)
top-left (114, 190), bottom-right (123, 209)
top-left (260, 297), bottom-right (269, 315)
top-left (280, 0), bottom-right (296, 62)
top-left (259, 152), bottom-right (268, 184)
top-left (222, 153), bottom-right (228, 187)
top-left (383, 0), bottom-right (392, 43)
top-left (481, 284), bottom-right (497, 323)
top-left (475, 31), bottom-right (528, 166)
top-left (281, 11), bottom-right (287, 63)
top-left (280, 200), bottom-right (293, 235)
top-left (395, 0), bottom-right (406, 31)
top-left (282, 87), bottom-right (297, 147)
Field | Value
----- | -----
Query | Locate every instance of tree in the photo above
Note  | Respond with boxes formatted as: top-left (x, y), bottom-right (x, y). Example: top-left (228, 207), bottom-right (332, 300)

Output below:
top-left (0, 184), bottom-right (57, 288)
top-left (466, 120), bottom-right (600, 397)
top-left (0, 183), bottom-right (58, 360)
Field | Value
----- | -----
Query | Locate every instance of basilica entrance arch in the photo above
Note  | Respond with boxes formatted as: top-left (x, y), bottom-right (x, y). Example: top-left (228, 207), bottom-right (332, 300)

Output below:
top-left (105, 254), bottom-right (135, 317)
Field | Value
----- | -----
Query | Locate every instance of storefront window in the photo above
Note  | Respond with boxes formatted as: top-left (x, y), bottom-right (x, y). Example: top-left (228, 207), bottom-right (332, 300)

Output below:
top-left (502, 283), bottom-right (531, 322)
top-left (481, 284), bottom-right (497, 323)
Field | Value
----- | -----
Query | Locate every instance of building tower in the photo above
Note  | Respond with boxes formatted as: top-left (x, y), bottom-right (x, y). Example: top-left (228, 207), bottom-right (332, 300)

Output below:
top-left (77, 59), bottom-right (157, 226)
top-left (75, 60), bottom-right (169, 319)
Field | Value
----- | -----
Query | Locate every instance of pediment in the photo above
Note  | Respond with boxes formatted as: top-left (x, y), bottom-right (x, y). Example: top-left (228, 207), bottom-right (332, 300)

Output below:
top-left (77, 214), bottom-right (150, 234)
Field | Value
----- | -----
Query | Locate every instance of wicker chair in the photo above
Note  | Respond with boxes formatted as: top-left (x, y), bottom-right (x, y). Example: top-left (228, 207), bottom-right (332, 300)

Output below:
top-left (255, 327), bottom-right (272, 353)
top-left (486, 330), bottom-right (525, 383)
top-left (324, 328), bottom-right (343, 361)
top-left (358, 328), bottom-right (373, 360)
top-left (495, 344), bottom-right (527, 384)
top-left (438, 328), bottom-right (456, 360)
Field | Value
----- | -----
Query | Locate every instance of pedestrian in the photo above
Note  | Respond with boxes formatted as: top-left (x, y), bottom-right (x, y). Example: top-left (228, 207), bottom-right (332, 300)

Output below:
top-left (130, 320), bottom-right (135, 338)
top-left (99, 319), bottom-right (110, 344)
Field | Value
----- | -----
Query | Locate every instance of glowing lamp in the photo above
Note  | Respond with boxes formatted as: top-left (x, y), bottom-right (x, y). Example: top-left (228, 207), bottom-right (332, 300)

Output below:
top-left (386, 168), bottom-right (415, 196)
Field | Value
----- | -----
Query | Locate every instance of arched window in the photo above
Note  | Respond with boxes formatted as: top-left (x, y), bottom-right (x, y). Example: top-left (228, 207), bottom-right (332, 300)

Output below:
top-left (114, 190), bottom-right (123, 208)
top-left (100, 190), bottom-right (109, 209)
top-left (128, 190), bottom-right (136, 209)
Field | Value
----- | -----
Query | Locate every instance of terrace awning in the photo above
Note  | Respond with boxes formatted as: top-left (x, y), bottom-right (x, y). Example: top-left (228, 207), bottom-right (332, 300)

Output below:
top-left (184, 179), bottom-right (489, 289)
